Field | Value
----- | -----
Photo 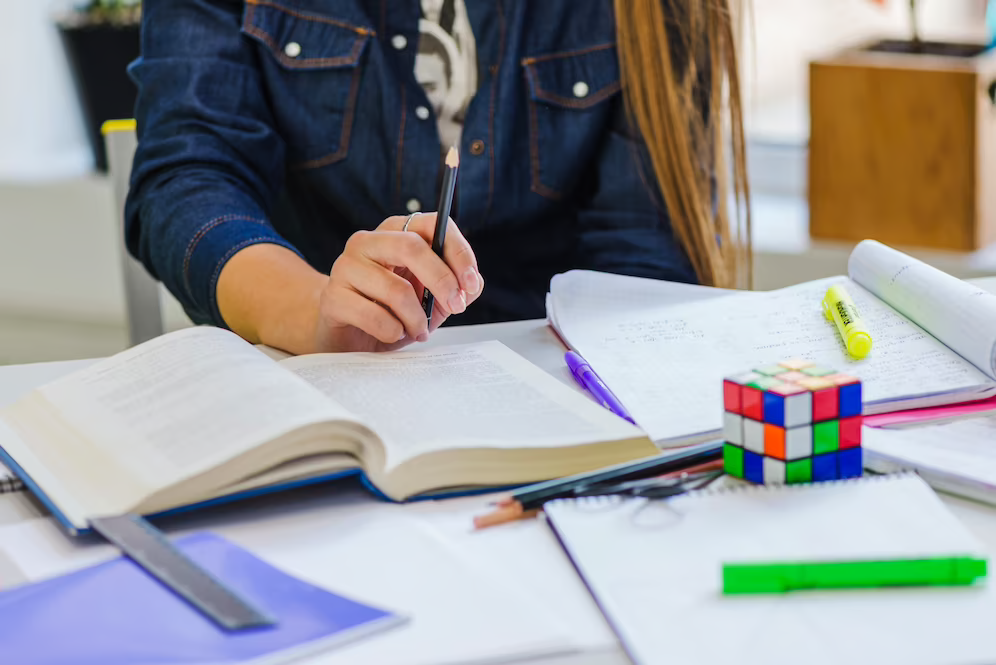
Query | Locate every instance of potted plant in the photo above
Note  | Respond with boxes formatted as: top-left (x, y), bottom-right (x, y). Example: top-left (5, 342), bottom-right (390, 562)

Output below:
top-left (867, 0), bottom-right (990, 57)
top-left (57, 1), bottom-right (142, 172)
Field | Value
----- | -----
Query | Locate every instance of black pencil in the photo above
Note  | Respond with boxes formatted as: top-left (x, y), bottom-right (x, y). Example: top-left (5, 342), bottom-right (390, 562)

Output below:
top-left (422, 146), bottom-right (460, 319)
top-left (473, 440), bottom-right (723, 528)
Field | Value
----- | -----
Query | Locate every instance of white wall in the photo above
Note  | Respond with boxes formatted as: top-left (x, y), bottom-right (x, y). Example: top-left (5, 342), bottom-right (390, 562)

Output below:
top-left (0, 1), bottom-right (92, 181)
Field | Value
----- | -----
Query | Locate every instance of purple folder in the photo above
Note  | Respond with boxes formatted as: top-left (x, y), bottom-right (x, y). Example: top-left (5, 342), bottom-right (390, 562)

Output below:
top-left (0, 532), bottom-right (405, 665)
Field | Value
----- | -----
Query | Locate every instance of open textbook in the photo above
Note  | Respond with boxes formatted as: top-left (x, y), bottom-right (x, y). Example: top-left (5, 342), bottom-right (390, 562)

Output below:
top-left (549, 240), bottom-right (996, 446)
top-left (0, 332), bottom-right (654, 534)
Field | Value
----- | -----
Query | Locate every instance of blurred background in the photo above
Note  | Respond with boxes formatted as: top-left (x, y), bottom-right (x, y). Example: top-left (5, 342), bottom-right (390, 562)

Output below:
top-left (0, 0), bottom-right (993, 364)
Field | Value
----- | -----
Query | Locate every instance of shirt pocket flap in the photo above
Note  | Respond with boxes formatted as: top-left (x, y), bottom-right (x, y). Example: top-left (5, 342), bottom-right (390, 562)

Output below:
top-left (242, 0), bottom-right (373, 70)
top-left (522, 44), bottom-right (621, 109)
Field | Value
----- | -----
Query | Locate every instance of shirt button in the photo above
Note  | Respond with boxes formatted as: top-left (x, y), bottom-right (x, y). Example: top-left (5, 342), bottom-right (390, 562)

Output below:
top-left (406, 198), bottom-right (421, 213)
top-left (572, 81), bottom-right (590, 98)
top-left (391, 34), bottom-right (408, 50)
top-left (284, 42), bottom-right (302, 58)
top-left (470, 139), bottom-right (485, 156)
top-left (415, 105), bottom-right (430, 120)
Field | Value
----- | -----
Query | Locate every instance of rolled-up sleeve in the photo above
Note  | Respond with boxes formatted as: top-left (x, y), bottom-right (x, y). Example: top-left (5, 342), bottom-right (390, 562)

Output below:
top-left (125, 0), bottom-right (301, 326)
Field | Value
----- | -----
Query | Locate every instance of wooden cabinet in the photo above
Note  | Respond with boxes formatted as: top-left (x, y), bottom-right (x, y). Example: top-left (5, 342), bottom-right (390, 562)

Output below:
top-left (809, 43), bottom-right (996, 251)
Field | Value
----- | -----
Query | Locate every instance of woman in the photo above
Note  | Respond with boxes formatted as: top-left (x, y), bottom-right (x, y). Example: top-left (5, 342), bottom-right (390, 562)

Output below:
top-left (126, 0), bottom-right (749, 355)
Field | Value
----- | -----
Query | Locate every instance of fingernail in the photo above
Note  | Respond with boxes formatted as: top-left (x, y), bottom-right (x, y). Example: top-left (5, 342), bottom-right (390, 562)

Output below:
top-left (417, 332), bottom-right (430, 343)
top-left (463, 267), bottom-right (481, 295)
top-left (448, 290), bottom-right (467, 314)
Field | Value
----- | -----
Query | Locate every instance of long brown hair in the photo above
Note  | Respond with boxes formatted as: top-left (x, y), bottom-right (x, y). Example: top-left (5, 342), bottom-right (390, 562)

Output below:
top-left (615, 0), bottom-right (751, 288)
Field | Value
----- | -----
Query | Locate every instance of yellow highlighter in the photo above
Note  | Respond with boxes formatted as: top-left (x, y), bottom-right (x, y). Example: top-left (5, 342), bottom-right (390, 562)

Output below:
top-left (823, 285), bottom-right (873, 359)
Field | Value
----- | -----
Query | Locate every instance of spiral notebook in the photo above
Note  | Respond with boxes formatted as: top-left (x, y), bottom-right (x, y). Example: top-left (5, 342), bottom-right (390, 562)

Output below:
top-left (545, 474), bottom-right (996, 665)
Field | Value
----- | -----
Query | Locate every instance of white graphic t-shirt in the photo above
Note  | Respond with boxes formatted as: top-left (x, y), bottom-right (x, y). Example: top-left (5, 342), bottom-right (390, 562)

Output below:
top-left (414, 0), bottom-right (478, 151)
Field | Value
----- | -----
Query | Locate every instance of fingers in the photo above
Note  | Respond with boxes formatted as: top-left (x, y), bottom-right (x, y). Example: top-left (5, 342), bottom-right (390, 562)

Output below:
top-left (326, 288), bottom-right (406, 345)
top-left (352, 228), bottom-right (468, 316)
top-left (340, 254), bottom-right (432, 342)
top-left (383, 214), bottom-right (484, 304)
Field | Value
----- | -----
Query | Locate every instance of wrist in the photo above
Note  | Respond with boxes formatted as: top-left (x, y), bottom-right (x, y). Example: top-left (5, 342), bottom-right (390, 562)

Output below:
top-left (217, 243), bottom-right (328, 356)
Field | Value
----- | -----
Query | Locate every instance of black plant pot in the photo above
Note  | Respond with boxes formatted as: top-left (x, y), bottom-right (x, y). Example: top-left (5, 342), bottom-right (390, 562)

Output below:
top-left (58, 21), bottom-right (140, 172)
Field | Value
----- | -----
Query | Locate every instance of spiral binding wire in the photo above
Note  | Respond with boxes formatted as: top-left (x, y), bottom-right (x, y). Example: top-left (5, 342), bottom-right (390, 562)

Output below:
top-left (549, 471), bottom-right (914, 511)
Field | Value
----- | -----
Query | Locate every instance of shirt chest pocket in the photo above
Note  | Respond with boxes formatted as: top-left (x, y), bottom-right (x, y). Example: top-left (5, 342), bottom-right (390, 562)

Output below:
top-left (522, 44), bottom-right (622, 200)
top-left (242, 1), bottom-right (372, 170)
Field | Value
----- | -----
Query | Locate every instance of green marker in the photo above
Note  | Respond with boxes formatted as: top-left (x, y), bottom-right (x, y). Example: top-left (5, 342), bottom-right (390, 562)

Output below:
top-left (723, 556), bottom-right (988, 594)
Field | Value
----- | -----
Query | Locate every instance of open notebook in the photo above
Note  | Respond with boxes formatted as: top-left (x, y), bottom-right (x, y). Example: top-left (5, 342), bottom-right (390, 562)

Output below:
top-left (548, 240), bottom-right (996, 446)
top-left (545, 474), bottom-right (996, 665)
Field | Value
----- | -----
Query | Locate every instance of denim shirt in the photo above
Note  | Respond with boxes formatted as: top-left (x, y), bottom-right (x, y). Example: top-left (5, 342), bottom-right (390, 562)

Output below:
top-left (126, 0), bottom-right (697, 328)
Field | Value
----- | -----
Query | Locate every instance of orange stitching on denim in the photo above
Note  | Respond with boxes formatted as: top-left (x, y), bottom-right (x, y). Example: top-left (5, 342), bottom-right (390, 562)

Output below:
top-left (485, 0), bottom-right (507, 222)
top-left (244, 24), bottom-right (368, 69)
top-left (395, 85), bottom-right (407, 209)
top-left (291, 60), bottom-right (364, 170)
top-left (245, 0), bottom-right (375, 36)
top-left (183, 216), bottom-right (268, 297)
top-left (526, 84), bottom-right (563, 201)
top-left (520, 42), bottom-right (615, 66)
top-left (523, 60), bottom-right (621, 109)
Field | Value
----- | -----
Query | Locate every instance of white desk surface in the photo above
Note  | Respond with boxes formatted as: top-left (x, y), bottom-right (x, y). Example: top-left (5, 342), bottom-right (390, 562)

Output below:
top-left (5, 287), bottom-right (996, 664)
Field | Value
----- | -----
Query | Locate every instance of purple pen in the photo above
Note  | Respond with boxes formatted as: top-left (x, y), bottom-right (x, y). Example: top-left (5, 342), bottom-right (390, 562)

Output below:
top-left (565, 350), bottom-right (637, 425)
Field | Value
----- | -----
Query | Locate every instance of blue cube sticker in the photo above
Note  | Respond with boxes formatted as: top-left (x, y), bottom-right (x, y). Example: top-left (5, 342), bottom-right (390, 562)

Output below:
top-left (762, 391), bottom-right (785, 427)
top-left (744, 451), bottom-right (765, 484)
top-left (812, 452), bottom-right (839, 482)
top-left (839, 447), bottom-right (863, 479)
top-left (838, 383), bottom-right (862, 419)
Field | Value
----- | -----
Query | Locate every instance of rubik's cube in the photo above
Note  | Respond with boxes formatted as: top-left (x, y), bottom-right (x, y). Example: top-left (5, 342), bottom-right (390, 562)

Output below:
top-left (723, 360), bottom-right (863, 484)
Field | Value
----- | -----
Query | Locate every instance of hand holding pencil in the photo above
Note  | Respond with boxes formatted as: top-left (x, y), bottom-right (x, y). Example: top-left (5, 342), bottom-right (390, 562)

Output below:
top-left (311, 146), bottom-right (482, 352)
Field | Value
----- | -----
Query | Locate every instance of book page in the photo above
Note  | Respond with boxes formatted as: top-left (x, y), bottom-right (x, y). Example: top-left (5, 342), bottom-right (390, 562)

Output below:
top-left (280, 341), bottom-right (643, 472)
top-left (559, 277), bottom-right (994, 444)
top-left (3, 328), bottom-right (348, 510)
top-left (849, 239), bottom-right (996, 379)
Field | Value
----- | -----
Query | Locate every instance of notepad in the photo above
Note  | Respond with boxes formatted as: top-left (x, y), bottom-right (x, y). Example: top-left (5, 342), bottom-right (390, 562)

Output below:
top-left (0, 532), bottom-right (405, 665)
top-left (548, 241), bottom-right (996, 446)
top-left (545, 474), bottom-right (996, 665)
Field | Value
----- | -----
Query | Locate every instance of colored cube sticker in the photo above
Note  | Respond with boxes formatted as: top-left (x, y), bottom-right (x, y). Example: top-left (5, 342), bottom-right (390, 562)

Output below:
top-left (724, 444), bottom-right (745, 479)
top-left (721, 359), bottom-right (862, 485)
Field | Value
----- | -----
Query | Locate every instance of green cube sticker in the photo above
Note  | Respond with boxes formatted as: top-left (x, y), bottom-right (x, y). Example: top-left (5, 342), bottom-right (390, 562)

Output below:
top-left (802, 366), bottom-right (836, 377)
top-left (754, 365), bottom-right (789, 377)
top-left (813, 420), bottom-right (840, 454)
top-left (786, 459), bottom-right (812, 484)
top-left (747, 376), bottom-right (782, 391)
top-left (724, 444), bottom-right (745, 478)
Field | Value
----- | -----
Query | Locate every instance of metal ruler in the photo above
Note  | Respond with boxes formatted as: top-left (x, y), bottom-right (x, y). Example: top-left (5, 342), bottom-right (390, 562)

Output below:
top-left (90, 514), bottom-right (275, 631)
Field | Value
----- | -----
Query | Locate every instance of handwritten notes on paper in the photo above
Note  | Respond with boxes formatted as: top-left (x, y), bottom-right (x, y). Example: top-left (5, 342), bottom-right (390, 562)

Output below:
top-left (559, 277), bottom-right (994, 445)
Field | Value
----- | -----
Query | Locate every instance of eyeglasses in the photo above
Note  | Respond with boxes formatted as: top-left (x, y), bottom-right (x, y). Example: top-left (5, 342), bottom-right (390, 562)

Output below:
top-left (570, 469), bottom-right (724, 500)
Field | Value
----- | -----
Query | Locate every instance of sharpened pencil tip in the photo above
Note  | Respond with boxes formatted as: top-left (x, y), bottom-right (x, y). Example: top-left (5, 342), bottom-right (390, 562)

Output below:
top-left (445, 146), bottom-right (459, 168)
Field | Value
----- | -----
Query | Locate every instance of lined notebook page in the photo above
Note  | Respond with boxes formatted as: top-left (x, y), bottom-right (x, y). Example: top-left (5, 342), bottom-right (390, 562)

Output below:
top-left (555, 275), bottom-right (994, 444)
top-left (545, 475), bottom-right (996, 665)
top-left (849, 240), bottom-right (996, 380)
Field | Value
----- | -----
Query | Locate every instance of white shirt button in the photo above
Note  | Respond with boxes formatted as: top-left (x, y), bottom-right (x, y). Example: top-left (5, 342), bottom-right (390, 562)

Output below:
top-left (572, 81), bottom-right (590, 98)
top-left (406, 198), bottom-right (421, 213)
top-left (284, 42), bottom-right (302, 58)
top-left (392, 34), bottom-right (408, 50)
top-left (415, 105), bottom-right (430, 120)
